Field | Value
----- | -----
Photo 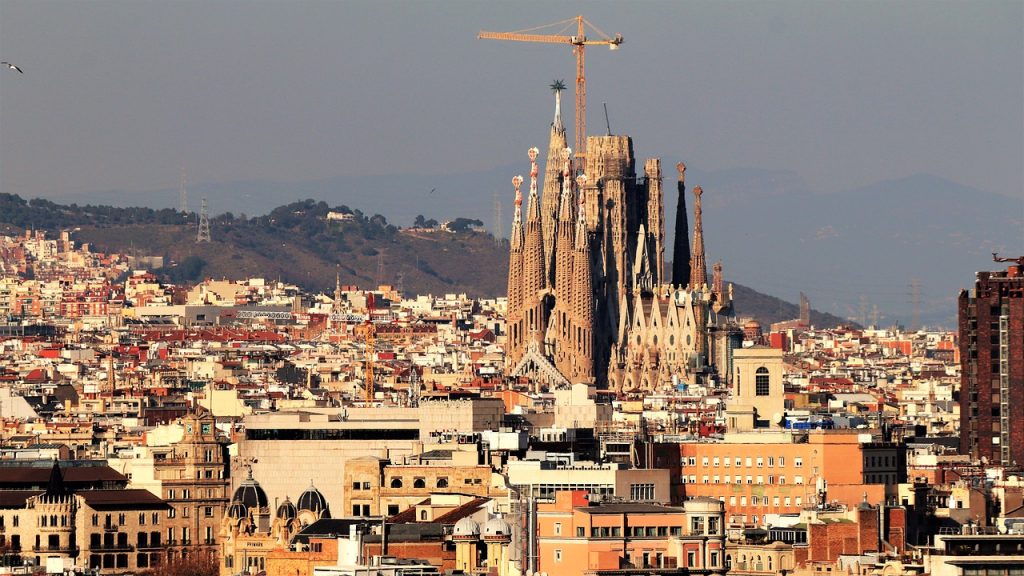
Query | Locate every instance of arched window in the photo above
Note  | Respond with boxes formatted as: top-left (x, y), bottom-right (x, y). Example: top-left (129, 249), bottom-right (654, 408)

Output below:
top-left (755, 367), bottom-right (770, 396)
top-left (768, 556), bottom-right (773, 570)
top-left (390, 477), bottom-right (403, 488)
top-left (413, 478), bottom-right (426, 489)
top-left (436, 477), bottom-right (449, 488)
top-left (419, 510), bottom-right (428, 521)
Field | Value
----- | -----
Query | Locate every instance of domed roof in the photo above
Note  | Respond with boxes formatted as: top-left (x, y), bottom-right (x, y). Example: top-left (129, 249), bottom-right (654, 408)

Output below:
top-left (227, 500), bottom-right (248, 519)
top-left (297, 482), bottom-right (330, 517)
top-left (482, 517), bottom-right (511, 538)
top-left (277, 497), bottom-right (298, 520)
top-left (232, 473), bottom-right (268, 510)
top-left (452, 517), bottom-right (480, 537)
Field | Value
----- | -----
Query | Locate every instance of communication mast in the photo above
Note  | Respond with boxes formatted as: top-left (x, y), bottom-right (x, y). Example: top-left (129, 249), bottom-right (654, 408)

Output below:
top-left (196, 198), bottom-right (211, 243)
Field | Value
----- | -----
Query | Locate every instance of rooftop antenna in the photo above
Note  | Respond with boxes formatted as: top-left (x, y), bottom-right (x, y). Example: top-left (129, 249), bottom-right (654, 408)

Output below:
top-left (196, 198), bottom-right (211, 243)
top-left (603, 102), bottom-right (611, 135)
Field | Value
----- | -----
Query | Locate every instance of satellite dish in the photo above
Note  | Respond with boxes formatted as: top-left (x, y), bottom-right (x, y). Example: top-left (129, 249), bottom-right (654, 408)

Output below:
top-left (773, 412), bottom-right (785, 425)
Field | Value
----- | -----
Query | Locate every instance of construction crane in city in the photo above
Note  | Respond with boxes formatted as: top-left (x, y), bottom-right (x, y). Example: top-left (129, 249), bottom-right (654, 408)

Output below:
top-left (355, 293), bottom-right (378, 402)
top-left (480, 15), bottom-right (623, 167)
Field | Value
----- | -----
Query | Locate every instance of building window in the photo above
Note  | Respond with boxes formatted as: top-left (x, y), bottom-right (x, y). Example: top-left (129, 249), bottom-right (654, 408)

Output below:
top-left (390, 477), bottom-right (403, 488)
top-left (711, 552), bottom-right (719, 567)
top-left (691, 516), bottom-right (705, 535)
top-left (387, 505), bottom-right (399, 516)
top-left (577, 527), bottom-right (585, 537)
top-left (554, 550), bottom-right (562, 563)
top-left (436, 477), bottom-right (449, 488)
top-left (413, 478), bottom-right (426, 489)
top-left (687, 551), bottom-right (696, 567)
top-left (755, 367), bottom-right (770, 396)
top-left (794, 457), bottom-right (803, 467)
top-left (756, 457), bottom-right (764, 467)
top-left (554, 522), bottom-right (561, 535)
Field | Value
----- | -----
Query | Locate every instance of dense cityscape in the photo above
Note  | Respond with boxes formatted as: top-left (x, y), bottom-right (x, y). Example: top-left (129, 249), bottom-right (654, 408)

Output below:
top-left (1, 5), bottom-right (1022, 576)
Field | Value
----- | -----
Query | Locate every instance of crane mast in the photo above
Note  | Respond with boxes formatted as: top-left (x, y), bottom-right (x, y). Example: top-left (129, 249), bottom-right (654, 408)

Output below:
top-left (480, 15), bottom-right (623, 168)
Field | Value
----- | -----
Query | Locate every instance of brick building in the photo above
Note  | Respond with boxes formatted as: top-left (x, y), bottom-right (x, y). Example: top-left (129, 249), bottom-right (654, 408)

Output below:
top-left (657, 430), bottom-right (903, 527)
top-left (958, 258), bottom-right (1024, 465)
top-left (535, 490), bottom-right (727, 576)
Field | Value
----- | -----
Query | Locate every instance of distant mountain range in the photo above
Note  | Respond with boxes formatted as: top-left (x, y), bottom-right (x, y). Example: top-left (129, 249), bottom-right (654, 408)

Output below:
top-left (27, 167), bottom-right (1024, 328)
top-left (0, 193), bottom-right (851, 328)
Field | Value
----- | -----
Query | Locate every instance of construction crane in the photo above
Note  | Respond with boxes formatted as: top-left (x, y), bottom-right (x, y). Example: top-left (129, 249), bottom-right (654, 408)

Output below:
top-left (480, 15), bottom-right (623, 166)
top-left (356, 293), bottom-right (378, 402)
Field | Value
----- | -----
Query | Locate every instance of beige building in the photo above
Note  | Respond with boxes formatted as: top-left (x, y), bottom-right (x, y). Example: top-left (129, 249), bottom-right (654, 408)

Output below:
top-left (236, 398), bottom-right (506, 514)
top-left (726, 346), bottom-right (785, 431)
top-left (344, 455), bottom-right (507, 518)
top-left (0, 462), bottom-right (172, 574)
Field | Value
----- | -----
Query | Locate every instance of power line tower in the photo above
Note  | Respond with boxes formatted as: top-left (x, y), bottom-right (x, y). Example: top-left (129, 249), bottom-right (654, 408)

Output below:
top-left (909, 278), bottom-right (922, 331)
top-left (196, 198), bottom-right (211, 243)
top-left (492, 190), bottom-right (503, 245)
top-left (178, 167), bottom-right (189, 214)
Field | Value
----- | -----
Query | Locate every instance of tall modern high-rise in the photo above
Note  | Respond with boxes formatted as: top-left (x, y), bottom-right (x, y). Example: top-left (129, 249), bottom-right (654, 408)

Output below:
top-left (958, 256), bottom-right (1024, 466)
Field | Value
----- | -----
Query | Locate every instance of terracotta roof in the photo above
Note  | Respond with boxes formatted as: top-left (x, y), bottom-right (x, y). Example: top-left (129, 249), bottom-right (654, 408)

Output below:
top-left (0, 490), bottom-right (42, 508)
top-left (80, 489), bottom-right (169, 510)
top-left (433, 497), bottom-right (490, 524)
top-left (0, 464), bottom-right (127, 488)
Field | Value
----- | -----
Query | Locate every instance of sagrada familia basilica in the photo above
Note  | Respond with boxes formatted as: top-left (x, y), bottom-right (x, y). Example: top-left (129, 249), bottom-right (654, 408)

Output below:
top-left (505, 88), bottom-right (738, 392)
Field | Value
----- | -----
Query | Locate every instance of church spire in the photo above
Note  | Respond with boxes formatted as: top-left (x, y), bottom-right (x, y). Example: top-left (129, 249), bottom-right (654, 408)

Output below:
top-left (690, 185), bottom-right (707, 289)
top-left (506, 175), bottom-right (526, 373)
top-left (672, 162), bottom-right (691, 288)
top-left (551, 148), bottom-right (576, 376)
top-left (551, 79), bottom-right (565, 133)
top-left (541, 82), bottom-right (569, 289)
top-left (522, 147), bottom-right (547, 348)
top-left (572, 174), bottom-right (594, 382)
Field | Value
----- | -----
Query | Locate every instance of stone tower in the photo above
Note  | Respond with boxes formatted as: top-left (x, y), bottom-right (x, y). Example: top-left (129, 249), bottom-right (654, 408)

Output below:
top-left (540, 87), bottom-right (568, 288)
top-left (550, 148), bottom-right (576, 378)
top-left (521, 148), bottom-right (548, 351)
top-left (690, 186), bottom-right (707, 289)
top-left (644, 158), bottom-right (664, 287)
top-left (672, 162), bottom-right (691, 288)
top-left (571, 177), bottom-right (595, 382)
top-left (505, 175), bottom-right (525, 369)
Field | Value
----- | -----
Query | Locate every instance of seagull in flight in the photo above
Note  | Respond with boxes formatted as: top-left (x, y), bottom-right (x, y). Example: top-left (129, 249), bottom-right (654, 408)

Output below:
top-left (1, 62), bottom-right (23, 73)
top-left (429, 188), bottom-right (436, 194)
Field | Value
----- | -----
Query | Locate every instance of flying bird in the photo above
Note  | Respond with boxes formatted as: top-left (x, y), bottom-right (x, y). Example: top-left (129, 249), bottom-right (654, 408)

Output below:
top-left (1, 62), bottom-right (23, 73)
top-left (429, 188), bottom-right (436, 194)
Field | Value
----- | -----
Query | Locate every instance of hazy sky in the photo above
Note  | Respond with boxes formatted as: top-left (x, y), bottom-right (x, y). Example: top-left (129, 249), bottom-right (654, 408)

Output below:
top-left (1, 0), bottom-right (1021, 201)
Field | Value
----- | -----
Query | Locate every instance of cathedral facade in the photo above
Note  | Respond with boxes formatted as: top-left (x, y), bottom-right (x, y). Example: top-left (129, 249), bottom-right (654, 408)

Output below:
top-left (506, 91), bottom-right (735, 392)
